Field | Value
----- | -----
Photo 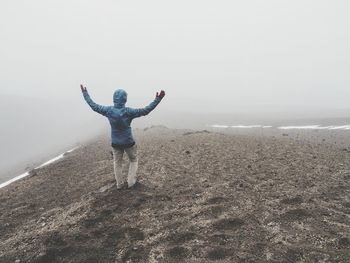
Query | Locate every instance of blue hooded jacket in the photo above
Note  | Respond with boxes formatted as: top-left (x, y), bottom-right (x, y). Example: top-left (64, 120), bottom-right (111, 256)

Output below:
top-left (83, 89), bottom-right (162, 145)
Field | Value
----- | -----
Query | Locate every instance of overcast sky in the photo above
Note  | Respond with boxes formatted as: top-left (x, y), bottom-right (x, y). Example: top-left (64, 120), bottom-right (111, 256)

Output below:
top-left (1, 0), bottom-right (349, 114)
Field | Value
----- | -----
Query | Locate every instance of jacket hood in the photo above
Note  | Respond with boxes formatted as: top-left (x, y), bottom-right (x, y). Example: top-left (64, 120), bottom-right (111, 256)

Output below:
top-left (113, 89), bottom-right (127, 108)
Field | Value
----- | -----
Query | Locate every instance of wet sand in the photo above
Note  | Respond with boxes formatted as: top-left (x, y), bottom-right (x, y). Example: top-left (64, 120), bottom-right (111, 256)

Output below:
top-left (0, 127), bottom-right (349, 262)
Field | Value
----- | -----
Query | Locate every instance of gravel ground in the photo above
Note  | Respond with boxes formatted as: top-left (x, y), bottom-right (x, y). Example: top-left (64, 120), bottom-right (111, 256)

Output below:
top-left (0, 127), bottom-right (349, 263)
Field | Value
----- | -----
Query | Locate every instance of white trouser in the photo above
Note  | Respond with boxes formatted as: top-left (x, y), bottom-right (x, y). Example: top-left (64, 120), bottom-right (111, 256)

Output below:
top-left (112, 145), bottom-right (138, 188)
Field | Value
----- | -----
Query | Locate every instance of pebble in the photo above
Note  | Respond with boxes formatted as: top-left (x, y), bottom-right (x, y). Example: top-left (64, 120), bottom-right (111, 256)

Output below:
top-left (15, 260), bottom-right (21, 263)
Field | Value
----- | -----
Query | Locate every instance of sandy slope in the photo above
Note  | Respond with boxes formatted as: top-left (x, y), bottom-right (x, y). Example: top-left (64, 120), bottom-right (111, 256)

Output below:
top-left (0, 128), bottom-right (350, 263)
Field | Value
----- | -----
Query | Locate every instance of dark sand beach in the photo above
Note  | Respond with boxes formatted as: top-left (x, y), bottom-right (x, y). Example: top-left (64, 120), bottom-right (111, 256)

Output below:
top-left (1, 127), bottom-right (350, 262)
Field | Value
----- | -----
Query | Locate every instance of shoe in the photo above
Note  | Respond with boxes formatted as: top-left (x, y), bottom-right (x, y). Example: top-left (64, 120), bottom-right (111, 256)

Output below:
top-left (117, 182), bottom-right (129, 190)
top-left (128, 181), bottom-right (141, 189)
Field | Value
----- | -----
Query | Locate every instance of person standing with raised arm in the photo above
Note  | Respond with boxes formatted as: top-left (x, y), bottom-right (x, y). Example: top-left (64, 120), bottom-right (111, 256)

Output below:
top-left (80, 85), bottom-right (165, 189)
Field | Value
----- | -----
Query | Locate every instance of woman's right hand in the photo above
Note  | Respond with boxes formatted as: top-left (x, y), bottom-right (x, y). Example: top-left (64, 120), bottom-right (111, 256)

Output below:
top-left (80, 84), bottom-right (87, 92)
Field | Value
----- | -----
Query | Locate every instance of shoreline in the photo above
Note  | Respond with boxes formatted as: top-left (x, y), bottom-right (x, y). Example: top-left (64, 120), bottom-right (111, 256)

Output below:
top-left (0, 147), bottom-right (79, 189)
top-left (209, 124), bottom-right (350, 130)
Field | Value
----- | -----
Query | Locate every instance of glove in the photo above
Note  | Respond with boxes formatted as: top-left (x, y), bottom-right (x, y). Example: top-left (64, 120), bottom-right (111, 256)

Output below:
top-left (80, 84), bottom-right (87, 92)
top-left (156, 90), bottom-right (165, 99)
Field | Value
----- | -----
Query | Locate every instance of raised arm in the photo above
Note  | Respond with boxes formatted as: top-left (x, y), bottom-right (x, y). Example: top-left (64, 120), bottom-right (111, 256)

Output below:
top-left (126, 90), bottom-right (165, 119)
top-left (81, 84), bottom-right (111, 117)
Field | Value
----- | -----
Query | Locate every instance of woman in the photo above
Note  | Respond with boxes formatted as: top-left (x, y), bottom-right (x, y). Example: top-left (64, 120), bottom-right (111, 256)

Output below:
top-left (81, 84), bottom-right (165, 188)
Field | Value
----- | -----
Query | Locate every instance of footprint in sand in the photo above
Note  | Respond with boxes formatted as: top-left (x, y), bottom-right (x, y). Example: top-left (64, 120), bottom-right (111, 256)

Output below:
top-left (206, 247), bottom-right (231, 260)
top-left (82, 216), bottom-right (103, 228)
top-left (338, 237), bottom-right (350, 248)
top-left (279, 209), bottom-right (311, 222)
top-left (122, 227), bottom-right (145, 241)
top-left (213, 218), bottom-right (245, 231)
top-left (121, 246), bottom-right (145, 262)
top-left (280, 196), bottom-right (304, 205)
top-left (208, 234), bottom-right (235, 246)
top-left (167, 231), bottom-right (197, 244)
top-left (206, 196), bottom-right (227, 205)
top-left (207, 206), bottom-right (225, 216)
top-left (165, 246), bottom-right (189, 260)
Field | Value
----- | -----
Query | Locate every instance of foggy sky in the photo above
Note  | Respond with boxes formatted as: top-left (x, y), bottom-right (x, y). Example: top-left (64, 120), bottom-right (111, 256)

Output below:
top-left (1, 0), bottom-right (350, 114)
